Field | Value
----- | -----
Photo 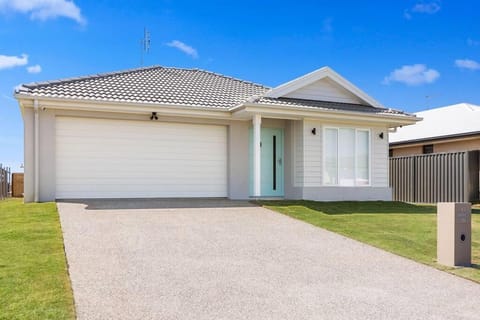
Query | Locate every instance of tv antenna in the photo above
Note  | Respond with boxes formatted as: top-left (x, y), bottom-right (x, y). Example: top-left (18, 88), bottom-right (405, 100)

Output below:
top-left (140, 28), bottom-right (151, 66)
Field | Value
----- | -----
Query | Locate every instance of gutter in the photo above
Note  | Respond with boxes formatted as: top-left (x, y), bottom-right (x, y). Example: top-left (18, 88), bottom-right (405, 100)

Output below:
top-left (390, 131), bottom-right (480, 147)
top-left (233, 102), bottom-right (420, 126)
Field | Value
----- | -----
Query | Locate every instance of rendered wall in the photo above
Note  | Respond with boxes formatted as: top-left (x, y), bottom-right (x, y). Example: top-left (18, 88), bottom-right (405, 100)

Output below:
top-left (24, 107), bottom-right (252, 202)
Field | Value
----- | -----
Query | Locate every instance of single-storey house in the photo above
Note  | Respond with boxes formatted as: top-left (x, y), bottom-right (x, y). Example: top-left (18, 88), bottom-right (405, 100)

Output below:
top-left (15, 66), bottom-right (417, 202)
top-left (390, 103), bottom-right (480, 157)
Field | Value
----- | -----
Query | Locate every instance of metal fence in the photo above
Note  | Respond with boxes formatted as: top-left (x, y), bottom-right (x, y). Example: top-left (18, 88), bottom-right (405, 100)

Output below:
top-left (0, 164), bottom-right (11, 200)
top-left (389, 151), bottom-right (479, 203)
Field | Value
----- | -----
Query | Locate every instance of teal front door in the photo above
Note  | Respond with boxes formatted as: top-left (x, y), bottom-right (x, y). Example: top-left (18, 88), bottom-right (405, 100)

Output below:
top-left (250, 128), bottom-right (284, 197)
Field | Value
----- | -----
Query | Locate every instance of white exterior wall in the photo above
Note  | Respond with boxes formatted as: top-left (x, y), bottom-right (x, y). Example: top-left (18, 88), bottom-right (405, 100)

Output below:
top-left (293, 120), bottom-right (304, 186)
top-left (23, 106), bottom-right (392, 202)
top-left (284, 78), bottom-right (363, 104)
top-left (285, 119), bottom-right (392, 201)
top-left (284, 120), bottom-right (302, 199)
top-left (303, 120), bottom-right (323, 186)
top-left (371, 127), bottom-right (389, 187)
top-left (23, 108), bottom-right (251, 202)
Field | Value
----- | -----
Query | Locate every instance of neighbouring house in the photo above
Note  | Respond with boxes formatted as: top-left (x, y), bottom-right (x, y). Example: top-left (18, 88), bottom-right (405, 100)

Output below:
top-left (15, 66), bottom-right (417, 202)
top-left (389, 103), bottom-right (480, 157)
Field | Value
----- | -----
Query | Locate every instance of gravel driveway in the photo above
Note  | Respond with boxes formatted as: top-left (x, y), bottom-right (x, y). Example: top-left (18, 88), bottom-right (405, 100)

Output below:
top-left (58, 199), bottom-right (480, 320)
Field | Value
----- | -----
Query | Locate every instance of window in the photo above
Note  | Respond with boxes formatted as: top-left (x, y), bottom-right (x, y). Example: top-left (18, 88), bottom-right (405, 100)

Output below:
top-left (324, 128), bottom-right (370, 186)
top-left (423, 144), bottom-right (434, 154)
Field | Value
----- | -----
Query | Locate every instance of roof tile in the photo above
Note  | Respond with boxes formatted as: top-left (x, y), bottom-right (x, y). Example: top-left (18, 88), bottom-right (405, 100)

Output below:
top-left (16, 65), bottom-right (411, 117)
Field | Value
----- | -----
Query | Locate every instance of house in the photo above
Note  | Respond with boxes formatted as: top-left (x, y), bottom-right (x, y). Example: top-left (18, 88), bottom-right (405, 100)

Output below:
top-left (15, 66), bottom-right (417, 203)
top-left (390, 103), bottom-right (480, 157)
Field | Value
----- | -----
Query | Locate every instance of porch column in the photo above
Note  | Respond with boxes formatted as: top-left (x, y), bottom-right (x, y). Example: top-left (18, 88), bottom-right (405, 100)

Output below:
top-left (253, 114), bottom-right (261, 197)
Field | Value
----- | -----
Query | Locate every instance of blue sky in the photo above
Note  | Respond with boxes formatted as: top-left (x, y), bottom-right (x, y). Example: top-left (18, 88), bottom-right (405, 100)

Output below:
top-left (0, 0), bottom-right (479, 171)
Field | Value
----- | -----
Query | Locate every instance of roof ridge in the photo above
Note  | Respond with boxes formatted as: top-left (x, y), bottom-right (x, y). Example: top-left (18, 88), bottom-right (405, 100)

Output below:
top-left (16, 65), bottom-right (271, 94)
top-left (190, 68), bottom-right (270, 89)
top-left (17, 65), bottom-right (168, 92)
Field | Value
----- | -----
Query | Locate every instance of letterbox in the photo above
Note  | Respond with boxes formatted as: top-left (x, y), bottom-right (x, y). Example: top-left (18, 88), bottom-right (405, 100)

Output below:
top-left (437, 202), bottom-right (471, 267)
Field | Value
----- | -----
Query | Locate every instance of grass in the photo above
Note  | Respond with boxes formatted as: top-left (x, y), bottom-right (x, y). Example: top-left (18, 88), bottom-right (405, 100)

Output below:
top-left (0, 199), bottom-right (75, 320)
top-left (259, 200), bottom-right (480, 283)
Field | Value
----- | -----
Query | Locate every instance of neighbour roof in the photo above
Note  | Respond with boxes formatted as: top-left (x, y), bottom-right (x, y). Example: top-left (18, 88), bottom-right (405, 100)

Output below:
top-left (15, 65), bottom-right (412, 117)
top-left (16, 66), bottom-right (270, 109)
top-left (389, 103), bottom-right (480, 144)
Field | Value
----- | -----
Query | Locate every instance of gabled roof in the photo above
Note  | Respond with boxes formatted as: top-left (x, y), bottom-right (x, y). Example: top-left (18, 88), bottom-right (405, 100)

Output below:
top-left (16, 66), bottom-right (269, 109)
top-left (264, 67), bottom-right (384, 108)
top-left (389, 103), bottom-right (480, 144)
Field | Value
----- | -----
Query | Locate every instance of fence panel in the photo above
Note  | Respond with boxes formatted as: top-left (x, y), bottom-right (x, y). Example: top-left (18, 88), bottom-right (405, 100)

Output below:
top-left (389, 151), bottom-right (479, 203)
top-left (0, 164), bottom-right (11, 200)
top-left (12, 173), bottom-right (24, 198)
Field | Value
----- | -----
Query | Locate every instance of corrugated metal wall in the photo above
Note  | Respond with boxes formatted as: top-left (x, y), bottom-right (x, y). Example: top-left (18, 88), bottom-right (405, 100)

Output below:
top-left (389, 151), bottom-right (479, 203)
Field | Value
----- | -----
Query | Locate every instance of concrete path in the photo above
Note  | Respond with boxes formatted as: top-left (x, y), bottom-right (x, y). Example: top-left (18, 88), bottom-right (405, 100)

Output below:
top-left (57, 199), bottom-right (480, 320)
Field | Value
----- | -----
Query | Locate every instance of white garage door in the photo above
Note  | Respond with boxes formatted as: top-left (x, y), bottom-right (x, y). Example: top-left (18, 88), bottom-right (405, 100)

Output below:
top-left (55, 117), bottom-right (228, 199)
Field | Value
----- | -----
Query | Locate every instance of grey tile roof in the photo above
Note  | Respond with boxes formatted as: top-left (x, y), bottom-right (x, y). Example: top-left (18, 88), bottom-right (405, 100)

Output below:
top-left (16, 65), bottom-right (412, 117)
top-left (255, 97), bottom-right (409, 116)
top-left (16, 66), bottom-right (270, 109)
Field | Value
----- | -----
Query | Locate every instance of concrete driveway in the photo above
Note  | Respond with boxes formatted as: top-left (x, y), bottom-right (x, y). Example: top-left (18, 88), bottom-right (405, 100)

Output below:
top-left (58, 199), bottom-right (480, 320)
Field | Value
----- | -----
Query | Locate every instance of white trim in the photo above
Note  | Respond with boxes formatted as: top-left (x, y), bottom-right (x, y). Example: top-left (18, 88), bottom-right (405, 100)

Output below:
top-left (322, 126), bottom-right (371, 187)
top-left (252, 114), bottom-right (262, 197)
top-left (233, 104), bottom-right (418, 127)
top-left (264, 67), bottom-right (384, 108)
top-left (17, 94), bottom-right (418, 128)
top-left (16, 96), bottom-right (232, 120)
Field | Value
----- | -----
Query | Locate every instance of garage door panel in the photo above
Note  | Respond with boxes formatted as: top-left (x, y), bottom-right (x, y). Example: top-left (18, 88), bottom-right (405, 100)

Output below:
top-left (55, 117), bottom-right (228, 199)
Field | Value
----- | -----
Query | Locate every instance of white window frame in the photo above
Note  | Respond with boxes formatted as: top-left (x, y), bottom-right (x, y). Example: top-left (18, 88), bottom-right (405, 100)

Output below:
top-left (322, 126), bottom-right (371, 187)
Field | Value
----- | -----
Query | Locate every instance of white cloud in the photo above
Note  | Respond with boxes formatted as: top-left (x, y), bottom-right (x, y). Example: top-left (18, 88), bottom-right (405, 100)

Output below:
top-left (0, 0), bottom-right (86, 25)
top-left (166, 40), bottom-right (198, 59)
top-left (412, 2), bottom-right (441, 14)
top-left (383, 64), bottom-right (440, 86)
top-left (404, 1), bottom-right (440, 19)
top-left (455, 59), bottom-right (480, 71)
top-left (0, 54), bottom-right (28, 70)
top-left (467, 38), bottom-right (480, 46)
top-left (27, 64), bottom-right (42, 73)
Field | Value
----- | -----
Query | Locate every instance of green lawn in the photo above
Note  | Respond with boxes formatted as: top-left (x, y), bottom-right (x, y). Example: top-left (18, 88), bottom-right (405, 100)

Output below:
top-left (259, 200), bottom-right (480, 283)
top-left (0, 199), bottom-right (75, 320)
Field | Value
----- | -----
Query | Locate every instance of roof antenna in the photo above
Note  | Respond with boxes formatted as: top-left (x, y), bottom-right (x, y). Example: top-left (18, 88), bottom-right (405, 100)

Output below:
top-left (140, 27), bottom-right (151, 66)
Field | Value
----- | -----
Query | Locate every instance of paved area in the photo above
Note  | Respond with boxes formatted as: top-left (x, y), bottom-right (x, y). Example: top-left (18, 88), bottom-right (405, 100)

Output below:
top-left (58, 199), bottom-right (480, 320)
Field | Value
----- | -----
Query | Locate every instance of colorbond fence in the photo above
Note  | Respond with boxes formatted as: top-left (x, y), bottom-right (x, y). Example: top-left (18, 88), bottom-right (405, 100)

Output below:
top-left (0, 164), bottom-right (11, 200)
top-left (389, 151), bottom-right (479, 203)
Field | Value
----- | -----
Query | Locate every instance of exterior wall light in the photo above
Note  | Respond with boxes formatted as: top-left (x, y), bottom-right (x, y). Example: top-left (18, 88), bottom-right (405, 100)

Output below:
top-left (311, 128), bottom-right (317, 135)
top-left (150, 112), bottom-right (158, 120)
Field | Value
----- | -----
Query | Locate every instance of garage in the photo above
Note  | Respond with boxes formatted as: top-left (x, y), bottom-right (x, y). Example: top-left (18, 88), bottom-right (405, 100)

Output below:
top-left (55, 117), bottom-right (228, 199)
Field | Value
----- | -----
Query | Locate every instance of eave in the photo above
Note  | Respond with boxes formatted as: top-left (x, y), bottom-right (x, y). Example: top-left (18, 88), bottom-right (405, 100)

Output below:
top-left (232, 102), bottom-right (419, 128)
top-left (390, 131), bottom-right (480, 148)
top-left (15, 94), bottom-right (233, 120)
top-left (15, 93), bottom-right (419, 127)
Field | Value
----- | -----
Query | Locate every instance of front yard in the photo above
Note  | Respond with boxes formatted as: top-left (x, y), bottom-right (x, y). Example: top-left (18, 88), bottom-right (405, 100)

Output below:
top-left (0, 199), bottom-right (75, 320)
top-left (259, 201), bottom-right (480, 283)
top-left (1, 198), bottom-right (479, 319)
